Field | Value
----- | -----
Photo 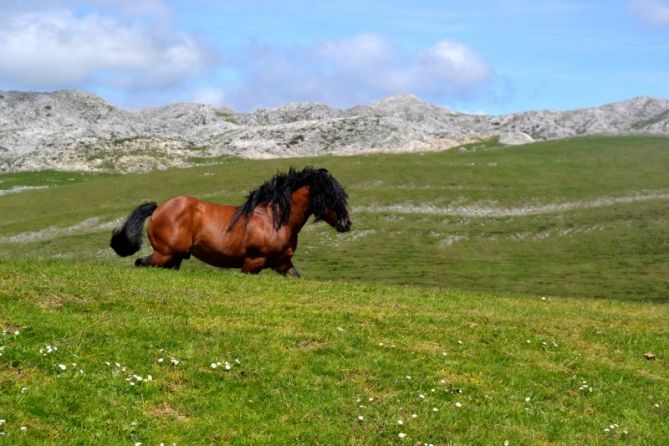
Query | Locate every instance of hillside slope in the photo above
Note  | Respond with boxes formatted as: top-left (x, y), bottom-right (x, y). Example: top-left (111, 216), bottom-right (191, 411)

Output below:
top-left (1, 136), bottom-right (668, 301)
top-left (1, 90), bottom-right (668, 172)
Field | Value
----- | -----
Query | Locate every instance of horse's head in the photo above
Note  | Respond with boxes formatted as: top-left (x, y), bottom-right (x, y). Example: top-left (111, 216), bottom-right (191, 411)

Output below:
top-left (321, 203), bottom-right (352, 233)
top-left (311, 168), bottom-right (352, 233)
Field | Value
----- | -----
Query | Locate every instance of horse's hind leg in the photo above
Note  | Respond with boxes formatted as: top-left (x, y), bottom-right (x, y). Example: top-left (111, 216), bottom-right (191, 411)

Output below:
top-left (137, 207), bottom-right (193, 270)
top-left (135, 251), bottom-right (185, 270)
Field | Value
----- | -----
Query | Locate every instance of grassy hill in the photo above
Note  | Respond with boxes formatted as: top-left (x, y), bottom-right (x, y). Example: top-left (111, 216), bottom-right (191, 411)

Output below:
top-left (1, 136), bottom-right (669, 444)
top-left (1, 135), bottom-right (668, 300)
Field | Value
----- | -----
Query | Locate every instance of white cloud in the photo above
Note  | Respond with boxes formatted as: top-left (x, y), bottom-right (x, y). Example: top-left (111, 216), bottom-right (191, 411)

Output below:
top-left (318, 33), bottom-right (395, 73)
top-left (0, 3), bottom-right (500, 111)
top-left (0, 5), bottom-right (216, 95)
top-left (227, 34), bottom-right (496, 110)
top-left (628, 0), bottom-right (669, 26)
top-left (418, 41), bottom-right (492, 89)
top-left (192, 88), bottom-right (227, 107)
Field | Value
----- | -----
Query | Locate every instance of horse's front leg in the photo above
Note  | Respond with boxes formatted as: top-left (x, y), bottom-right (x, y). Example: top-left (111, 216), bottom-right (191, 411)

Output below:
top-left (241, 257), bottom-right (266, 274)
top-left (273, 260), bottom-right (300, 278)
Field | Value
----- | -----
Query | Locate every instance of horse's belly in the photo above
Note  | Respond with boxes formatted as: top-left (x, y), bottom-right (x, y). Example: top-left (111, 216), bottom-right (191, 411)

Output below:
top-left (191, 246), bottom-right (244, 269)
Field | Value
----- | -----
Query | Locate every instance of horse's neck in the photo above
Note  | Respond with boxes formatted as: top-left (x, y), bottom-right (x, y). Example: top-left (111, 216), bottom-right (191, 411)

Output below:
top-left (286, 186), bottom-right (312, 231)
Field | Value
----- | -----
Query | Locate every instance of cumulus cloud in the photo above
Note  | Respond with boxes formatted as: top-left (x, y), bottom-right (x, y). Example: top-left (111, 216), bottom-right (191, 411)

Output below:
top-left (226, 34), bottom-right (496, 110)
top-left (0, 3), bottom-right (216, 100)
top-left (628, 0), bottom-right (669, 26)
top-left (0, 2), bottom-right (500, 110)
top-left (192, 88), bottom-right (227, 107)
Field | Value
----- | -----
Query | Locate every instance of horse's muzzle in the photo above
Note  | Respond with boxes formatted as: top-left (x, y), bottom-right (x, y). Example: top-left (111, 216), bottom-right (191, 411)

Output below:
top-left (336, 219), bottom-right (352, 233)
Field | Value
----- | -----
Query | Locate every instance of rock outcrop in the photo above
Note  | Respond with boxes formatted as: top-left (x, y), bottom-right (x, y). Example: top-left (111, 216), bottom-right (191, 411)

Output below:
top-left (0, 91), bottom-right (667, 172)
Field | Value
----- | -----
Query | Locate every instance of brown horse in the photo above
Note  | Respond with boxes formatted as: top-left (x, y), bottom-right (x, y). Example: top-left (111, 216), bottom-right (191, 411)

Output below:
top-left (110, 167), bottom-right (351, 276)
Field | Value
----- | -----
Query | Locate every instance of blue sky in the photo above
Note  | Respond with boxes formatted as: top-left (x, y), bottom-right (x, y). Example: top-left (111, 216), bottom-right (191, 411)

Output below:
top-left (0, 0), bottom-right (667, 114)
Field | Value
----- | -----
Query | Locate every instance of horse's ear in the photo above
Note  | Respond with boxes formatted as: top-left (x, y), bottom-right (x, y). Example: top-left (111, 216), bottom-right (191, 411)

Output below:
top-left (318, 168), bottom-right (329, 174)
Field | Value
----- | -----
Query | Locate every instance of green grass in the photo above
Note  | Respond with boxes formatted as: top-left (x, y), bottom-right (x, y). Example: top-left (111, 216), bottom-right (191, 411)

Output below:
top-left (1, 135), bottom-right (668, 300)
top-left (1, 260), bottom-right (667, 445)
top-left (0, 170), bottom-right (115, 191)
top-left (1, 136), bottom-right (669, 444)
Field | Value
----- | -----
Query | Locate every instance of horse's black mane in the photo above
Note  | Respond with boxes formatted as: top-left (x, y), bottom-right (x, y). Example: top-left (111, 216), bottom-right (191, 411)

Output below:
top-left (228, 166), bottom-right (348, 230)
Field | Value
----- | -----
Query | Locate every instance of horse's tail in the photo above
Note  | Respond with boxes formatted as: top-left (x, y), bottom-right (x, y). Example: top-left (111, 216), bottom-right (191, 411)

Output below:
top-left (110, 202), bottom-right (158, 257)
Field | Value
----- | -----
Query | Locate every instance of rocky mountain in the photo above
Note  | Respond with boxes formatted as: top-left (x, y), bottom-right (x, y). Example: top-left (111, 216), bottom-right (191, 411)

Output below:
top-left (0, 90), bottom-right (668, 172)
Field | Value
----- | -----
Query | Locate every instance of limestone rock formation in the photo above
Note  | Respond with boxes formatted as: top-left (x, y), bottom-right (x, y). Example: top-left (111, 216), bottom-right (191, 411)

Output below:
top-left (0, 90), bottom-right (667, 172)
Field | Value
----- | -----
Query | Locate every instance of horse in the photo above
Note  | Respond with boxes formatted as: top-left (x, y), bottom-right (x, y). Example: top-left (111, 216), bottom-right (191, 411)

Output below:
top-left (109, 166), bottom-right (351, 277)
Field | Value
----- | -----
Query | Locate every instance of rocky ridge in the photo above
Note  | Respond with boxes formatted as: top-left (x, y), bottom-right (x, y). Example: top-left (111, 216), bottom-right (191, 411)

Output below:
top-left (0, 90), bottom-right (668, 172)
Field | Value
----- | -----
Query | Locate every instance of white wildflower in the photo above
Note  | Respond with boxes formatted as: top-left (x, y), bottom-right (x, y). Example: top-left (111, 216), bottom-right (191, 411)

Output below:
top-left (525, 397), bottom-right (531, 402)
top-left (432, 407), bottom-right (438, 412)
top-left (398, 432), bottom-right (406, 439)
top-left (157, 358), bottom-right (164, 364)
top-left (210, 363), bottom-right (218, 369)
top-left (397, 419), bottom-right (403, 425)
top-left (357, 415), bottom-right (364, 421)
top-left (411, 414), bottom-right (417, 419)
top-left (58, 364), bottom-right (67, 371)
top-left (455, 402), bottom-right (462, 408)
top-left (20, 426), bottom-right (27, 432)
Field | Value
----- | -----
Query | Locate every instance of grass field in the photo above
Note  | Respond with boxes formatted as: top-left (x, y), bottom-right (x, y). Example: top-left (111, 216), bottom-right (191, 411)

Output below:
top-left (1, 260), bottom-right (667, 444)
top-left (1, 136), bottom-right (668, 444)
top-left (1, 135), bottom-right (668, 300)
